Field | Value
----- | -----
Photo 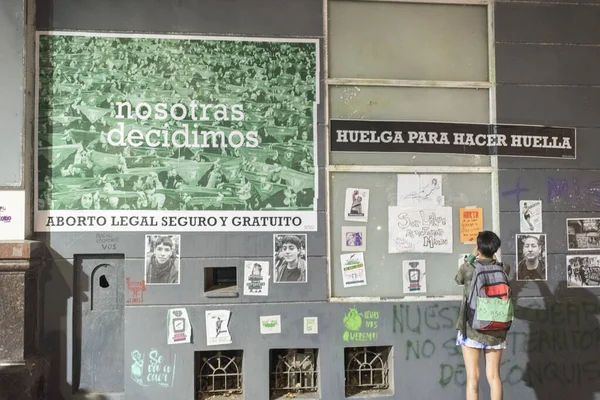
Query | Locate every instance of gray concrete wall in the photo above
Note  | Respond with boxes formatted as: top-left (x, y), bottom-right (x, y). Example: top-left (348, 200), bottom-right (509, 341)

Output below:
top-left (496, 0), bottom-right (600, 398)
top-left (36, 0), bottom-right (326, 398)
top-left (0, 0), bottom-right (25, 187)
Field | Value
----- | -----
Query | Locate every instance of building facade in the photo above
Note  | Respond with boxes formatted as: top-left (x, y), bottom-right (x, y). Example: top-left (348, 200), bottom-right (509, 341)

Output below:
top-left (1, 0), bottom-right (600, 399)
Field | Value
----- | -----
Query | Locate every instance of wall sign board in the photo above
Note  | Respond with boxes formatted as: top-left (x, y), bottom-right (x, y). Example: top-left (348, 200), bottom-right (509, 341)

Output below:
top-left (330, 119), bottom-right (576, 159)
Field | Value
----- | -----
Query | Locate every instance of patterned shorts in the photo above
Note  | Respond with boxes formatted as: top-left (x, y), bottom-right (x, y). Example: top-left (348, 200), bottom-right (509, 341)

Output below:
top-left (456, 331), bottom-right (507, 350)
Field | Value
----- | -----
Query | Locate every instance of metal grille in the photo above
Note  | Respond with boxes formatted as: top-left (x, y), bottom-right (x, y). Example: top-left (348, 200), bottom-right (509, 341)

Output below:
top-left (197, 351), bottom-right (242, 398)
top-left (345, 347), bottom-right (390, 396)
top-left (272, 349), bottom-right (318, 392)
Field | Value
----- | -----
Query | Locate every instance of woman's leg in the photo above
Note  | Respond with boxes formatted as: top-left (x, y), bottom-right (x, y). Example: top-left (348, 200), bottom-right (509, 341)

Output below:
top-left (484, 348), bottom-right (504, 400)
top-left (461, 345), bottom-right (481, 400)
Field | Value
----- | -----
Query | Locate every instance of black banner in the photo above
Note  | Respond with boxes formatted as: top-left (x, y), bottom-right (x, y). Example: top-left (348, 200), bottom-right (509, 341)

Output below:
top-left (330, 120), bottom-right (576, 159)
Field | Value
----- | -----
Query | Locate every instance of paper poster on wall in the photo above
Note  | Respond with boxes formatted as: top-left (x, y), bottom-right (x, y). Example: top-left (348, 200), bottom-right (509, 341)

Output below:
top-left (459, 207), bottom-right (483, 243)
top-left (243, 261), bottom-right (269, 296)
top-left (402, 260), bottom-right (427, 294)
top-left (260, 315), bottom-right (282, 334)
top-left (341, 252), bottom-right (367, 288)
top-left (205, 310), bottom-right (232, 346)
top-left (273, 234), bottom-right (308, 283)
top-left (0, 190), bottom-right (25, 240)
top-left (341, 226), bottom-right (367, 252)
top-left (520, 200), bottom-right (542, 233)
top-left (344, 188), bottom-right (370, 222)
top-left (145, 234), bottom-right (180, 285)
top-left (566, 255), bottom-right (600, 287)
top-left (516, 234), bottom-right (547, 281)
top-left (167, 308), bottom-right (191, 344)
top-left (304, 317), bottom-right (318, 334)
top-left (388, 207), bottom-right (453, 253)
top-left (567, 219), bottom-right (600, 251)
top-left (397, 174), bottom-right (444, 207)
top-left (34, 32), bottom-right (319, 232)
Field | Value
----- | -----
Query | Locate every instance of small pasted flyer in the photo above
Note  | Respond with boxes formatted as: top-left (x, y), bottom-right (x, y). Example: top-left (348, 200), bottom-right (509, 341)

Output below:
top-left (260, 315), bottom-right (282, 334)
top-left (205, 310), bottom-right (232, 346)
top-left (459, 207), bottom-right (483, 243)
top-left (167, 308), bottom-right (192, 344)
top-left (304, 317), bottom-right (318, 334)
top-left (341, 252), bottom-right (367, 288)
top-left (243, 261), bottom-right (269, 296)
top-left (397, 174), bottom-right (444, 208)
top-left (402, 259), bottom-right (427, 294)
top-left (341, 225), bottom-right (367, 252)
top-left (520, 200), bottom-right (542, 233)
top-left (344, 188), bottom-right (370, 222)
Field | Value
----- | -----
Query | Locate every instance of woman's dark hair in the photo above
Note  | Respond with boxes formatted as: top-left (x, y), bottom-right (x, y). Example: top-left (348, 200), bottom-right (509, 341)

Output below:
top-left (477, 230), bottom-right (501, 258)
top-left (278, 235), bottom-right (303, 250)
top-left (154, 236), bottom-right (174, 250)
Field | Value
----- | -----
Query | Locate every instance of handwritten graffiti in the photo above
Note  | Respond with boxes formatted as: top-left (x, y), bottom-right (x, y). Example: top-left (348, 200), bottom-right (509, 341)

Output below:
top-left (343, 307), bottom-right (379, 342)
top-left (126, 277), bottom-right (146, 304)
top-left (501, 177), bottom-right (530, 204)
top-left (547, 178), bottom-right (600, 206)
top-left (131, 349), bottom-right (176, 388)
top-left (96, 232), bottom-right (119, 250)
top-left (392, 301), bottom-right (600, 390)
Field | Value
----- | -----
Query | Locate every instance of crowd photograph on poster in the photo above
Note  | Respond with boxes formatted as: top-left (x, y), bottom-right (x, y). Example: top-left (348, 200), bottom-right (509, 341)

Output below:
top-left (567, 218), bottom-right (600, 250)
top-left (566, 255), bottom-right (600, 288)
top-left (516, 234), bottom-right (547, 281)
top-left (273, 234), bottom-right (307, 283)
top-left (34, 32), bottom-right (319, 232)
top-left (144, 234), bottom-right (180, 284)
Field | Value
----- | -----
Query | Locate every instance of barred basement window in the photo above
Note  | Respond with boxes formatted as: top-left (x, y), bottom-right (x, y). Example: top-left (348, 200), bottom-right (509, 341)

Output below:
top-left (344, 346), bottom-right (391, 397)
top-left (195, 350), bottom-right (243, 400)
top-left (270, 349), bottom-right (319, 399)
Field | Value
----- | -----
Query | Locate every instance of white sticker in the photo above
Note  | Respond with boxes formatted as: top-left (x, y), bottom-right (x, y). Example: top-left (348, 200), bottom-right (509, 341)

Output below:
top-left (260, 315), bottom-right (282, 334)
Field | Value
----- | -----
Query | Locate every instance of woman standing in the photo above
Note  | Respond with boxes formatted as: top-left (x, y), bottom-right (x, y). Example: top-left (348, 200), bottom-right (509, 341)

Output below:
top-left (455, 231), bottom-right (510, 400)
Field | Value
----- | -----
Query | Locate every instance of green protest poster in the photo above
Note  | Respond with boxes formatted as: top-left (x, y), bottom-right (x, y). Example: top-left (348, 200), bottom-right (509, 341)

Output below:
top-left (35, 32), bottom-right (319, 232)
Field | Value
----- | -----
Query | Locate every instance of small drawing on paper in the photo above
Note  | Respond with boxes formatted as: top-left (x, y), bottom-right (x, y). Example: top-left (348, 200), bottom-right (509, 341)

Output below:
top-left (397, 174), bottom-right (444, 207)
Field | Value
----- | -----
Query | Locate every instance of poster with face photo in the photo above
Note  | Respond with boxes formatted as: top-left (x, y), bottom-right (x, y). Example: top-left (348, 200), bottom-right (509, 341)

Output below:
top-left (273, 234), bottom-right (307, 283)
top-left (516, 234), bottom-right (547, 281)
top-left (344, 188), bottom-right (370, 222)
top-left (145, 234), bottom-right (180, 284)
top-left (341, 226), bottom-right (367, 252)
top-left (520, 200), bottom-right (542, 233)
top-left (567, 219), bottom-right (600, 251)
top-left (566, 255), bottom-right (600, 288)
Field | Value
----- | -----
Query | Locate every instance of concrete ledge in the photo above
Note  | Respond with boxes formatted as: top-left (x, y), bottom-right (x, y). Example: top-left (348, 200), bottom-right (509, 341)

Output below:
top-left (0, 241), bottom-right (45, 261)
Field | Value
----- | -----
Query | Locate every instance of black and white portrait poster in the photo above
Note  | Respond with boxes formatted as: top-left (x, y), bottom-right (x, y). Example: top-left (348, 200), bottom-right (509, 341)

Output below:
top-left (145, 234), bottom-right (180, 284)
top-left (273, 234), bottom-right (307, 283)
top-left (344, 188), bottom-right (370, 222)
top-left (516, 234), bottom-right (547, 281)
top-left (519, 200), bottom-right (542, 233)
top-left (341, 225), bottom-right (367, 252)
top-left (566, 255), bottom-right (600, 288)
top-left (567, 219), bottom-right (600, 251)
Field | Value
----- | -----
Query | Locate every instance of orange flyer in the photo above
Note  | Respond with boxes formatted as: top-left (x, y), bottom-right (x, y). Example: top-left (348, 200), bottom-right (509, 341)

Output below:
top-left (460, 207), bottom-right (483, 243)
